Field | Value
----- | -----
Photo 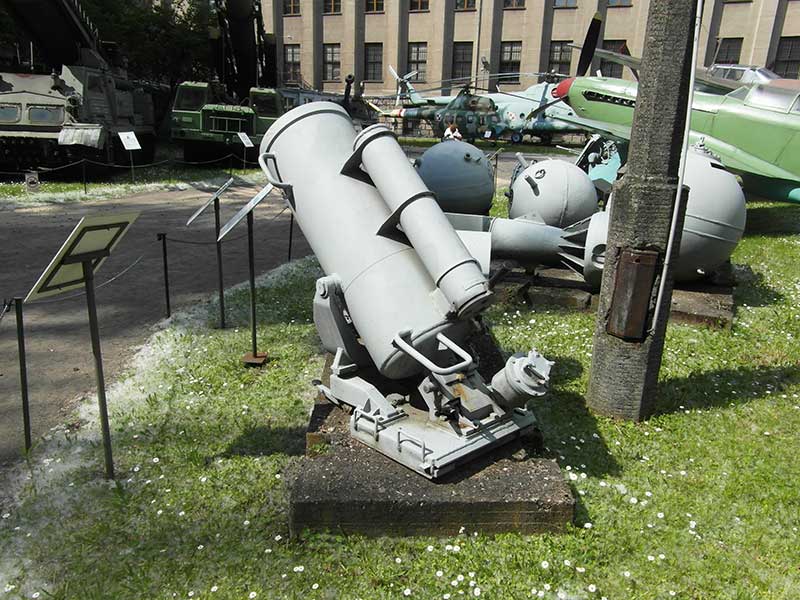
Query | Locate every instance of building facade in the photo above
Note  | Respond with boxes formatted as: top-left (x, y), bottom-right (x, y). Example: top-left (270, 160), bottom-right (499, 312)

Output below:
top-left (262, 0), bottom-right (800, 95)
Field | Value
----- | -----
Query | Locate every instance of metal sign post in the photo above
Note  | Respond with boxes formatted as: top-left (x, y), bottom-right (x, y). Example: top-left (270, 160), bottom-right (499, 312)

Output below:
top-left (14, 298), bottom-right (32, 452)
top-left (25, 212), bottom-right (139, 479)
top-left (237, 132), bottom-right (254, 173)
top-left (118, 132), bottom-right (141, 184)
top-left (187, 177), bottom-right (234, 329)
top-left (218, 184), bottom-right (273, 366)
top-left (157, 233), bottom-right (171, 317)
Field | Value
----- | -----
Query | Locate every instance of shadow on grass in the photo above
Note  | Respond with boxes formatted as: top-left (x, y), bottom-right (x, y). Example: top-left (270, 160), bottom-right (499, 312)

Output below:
top-left (653, 363), bottom-right (800, 417)
top-left (744, 203), bottom-right (800, 237)
top-left (731, 264), bottom-right (784, 307)
top-left (223, 425), bottom-right (307, 458)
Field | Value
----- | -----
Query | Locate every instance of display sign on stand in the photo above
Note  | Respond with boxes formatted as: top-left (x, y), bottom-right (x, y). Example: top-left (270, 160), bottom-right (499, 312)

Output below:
top-left (26, 212), bottom-right (139, 479)
top-left (118, 131), bottom-right (141, 184)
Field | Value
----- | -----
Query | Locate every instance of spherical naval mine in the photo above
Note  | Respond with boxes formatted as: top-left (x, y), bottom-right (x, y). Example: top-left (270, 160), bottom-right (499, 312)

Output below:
top-left (414, 140), bottom-right (495, 215)
top-left (508, 159), bottom-right (598, 228)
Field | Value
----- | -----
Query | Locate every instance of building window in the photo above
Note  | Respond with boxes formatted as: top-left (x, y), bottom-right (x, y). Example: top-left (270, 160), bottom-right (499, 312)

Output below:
top-left (410, 0), bottom-right (429, 10)
top-left (553, 0), bottom-right (577, 7)
top-left (365, 0), bottom-right (384, 12)
top-left (548, 40), bottom-right (572, 75)
top-left (283, 44), bottom-right (301, 83)
top-left (455, 0), bottom-right (476, 10)
top-left (600, 40), bottom-right (626, 78)
top-left (715, 38), bottom-right (743, 65)
top-left (499, 41), bottom-right (522, 83)
top-left (322, 0), bottom-right (341, 13)
top-left (407, 43), bottom-right (427, 82)
top-left (364, 43), bottom-right (383, 81)
top-left (503, 0), bottom-right (525, 7)
top-left (452, 42), bottom-right (473, 82)
top-left (774, 37), bottom-right (800, 79)
top-left (607, 0), bottom-right (632, 6)
top-left (323, 44), bottom-right (341, 81)
top-left (283, 0), bottom-right (300, 15)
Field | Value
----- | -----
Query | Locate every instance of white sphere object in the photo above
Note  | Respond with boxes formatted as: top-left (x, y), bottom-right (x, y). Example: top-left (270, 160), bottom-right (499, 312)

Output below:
top-left (672, 149), bottom-right (747, 281)
top-left (415, 140), bottom-right (495, 215)
top-left (509, 159), bottom-right (598, 228)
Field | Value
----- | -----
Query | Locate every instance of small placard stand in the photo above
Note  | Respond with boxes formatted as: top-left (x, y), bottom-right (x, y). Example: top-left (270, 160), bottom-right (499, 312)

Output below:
top-left (118, 132), bottom-right (141, 184)
top-left (237, 132), bottom-right (254, 173)
top-left (26, 212), bottom-right (139, 479)
top-left (187, 177), bottom-right (234, 329)
top-left (218, 184), bottom-right (273, 366)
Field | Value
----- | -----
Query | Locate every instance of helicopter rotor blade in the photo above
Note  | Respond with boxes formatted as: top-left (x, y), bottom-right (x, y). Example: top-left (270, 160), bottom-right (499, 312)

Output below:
top-left (388, 65), bottom-right (400, 81)
top-left (404, 70), bottom-right (418, 81)
top-left (524, 98), bottom-right (562, 122)
top-left (576, 12), bottom-right (603, 76)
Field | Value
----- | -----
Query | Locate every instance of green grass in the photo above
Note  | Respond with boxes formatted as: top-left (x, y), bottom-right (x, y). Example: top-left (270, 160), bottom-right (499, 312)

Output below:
top-left (1, 202), bottom-right (799, 599)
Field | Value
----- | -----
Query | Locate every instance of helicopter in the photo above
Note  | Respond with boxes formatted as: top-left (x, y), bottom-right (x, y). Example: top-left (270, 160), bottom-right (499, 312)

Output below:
top-left (380, 67), bottom-right (583, 144)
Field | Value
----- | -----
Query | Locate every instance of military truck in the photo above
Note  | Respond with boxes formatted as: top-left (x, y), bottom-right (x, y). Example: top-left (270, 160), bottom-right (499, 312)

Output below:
top-left (170, 81), bottom-right (283, 160)
top-left (0, 0), bottom-right (158, 172)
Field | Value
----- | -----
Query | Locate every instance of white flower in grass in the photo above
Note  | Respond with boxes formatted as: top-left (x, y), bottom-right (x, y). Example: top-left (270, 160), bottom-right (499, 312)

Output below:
top-left (576, 567), bottom-right (586, 573)
top-left (657, 512), bottom-right (665, 519)
top-left (436, 571), bottom-right (443, 578)
top-left (197, 545), bottom-right (204, 550)
top-left (403, 589), bottom-right (412, 596)
top-left (563, 560), bottom-right (571, 567)
top-left (689, 521), bottom-right (696, 529)
top-left (541, 561), bottom-right (549, 569)
top-left (623, 571), bottom-right (631, 578)
top-left (647, 555), bottom-right (655, 562)
top-left (293, 565), bottom-right (305, 572)
top-left (249, 593), bottom-right (257, 599)
top-left (584, 522), bottom-right (593, 529)
top-left (473, 588), bottom-right (481, 597)
top-left (4, 585), bottom-right (17, 593)
top-left (453, 545), bottom-right (461, 552)
top-left (443, 594), bottom-right (451, 599)
top-left (543, 584), bottom-right (551, 591)
top-left (395, 557), bottom-right (402, 564)
top-left (32, 593), bottom-right (40, 599)
top-left (1, 513), bottom-right (9, 519)
top-left (152, 457), bottom-right (160, 463)
top-left (588, 584), bottom-right (597, 593)
top-left (274, 534), bottom-right (282, 541)
top-left (629, 497), bottom-right (638, 505)
top-left (426, 545), bottom-right (434, 552)
top-left (312, 584), bottom-right (319, 590)
top-left (557, 592), bottom-right (566, 599)
top-left (188, 592), bottom-right (194, 597)
top-left (457, 575), bottom-right (464, 582)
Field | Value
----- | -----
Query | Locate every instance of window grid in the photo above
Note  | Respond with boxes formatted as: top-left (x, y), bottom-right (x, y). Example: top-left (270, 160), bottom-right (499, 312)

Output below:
top-left (323, 44), bottom-right (341, 81)
top-left (452, 42), bottom-right (473, 82)
top-left (716, 38), bottom-right (743, 65)
top-left (600, 40), bottom-right (626, 78)
top-left (548, 40), bottom-right (572, 76)
top-left (410, 0), bottom-right (429, 10)
top-left (364, 43), bottom-right (383, 81)
top-left (283, 0), bottom-right (300, 15)
top-left (455, 0), bottom-right (476, 10)
top-left (407, 43), bottom-right (428, 82)
top-left (365, 0), bottom-right (384, 13)
top-left (499, 41), bottom-right (522, 83)
top-left (322, 0), bottom-right (341, 14)
top-left (774, 37), bottom-right (800, 79)
top-left (553, 0), bottom-right (577, 7)
top-left (608, 0), bottom-right (632, 6)
top-left (283, 44), bottom-right (301, 83)
top-left (503, 0), bottom-right (525, 7)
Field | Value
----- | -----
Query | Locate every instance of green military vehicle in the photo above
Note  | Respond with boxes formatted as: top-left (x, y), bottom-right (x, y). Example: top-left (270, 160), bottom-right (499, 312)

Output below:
top-left (170, 82), bottom-right (283, 161)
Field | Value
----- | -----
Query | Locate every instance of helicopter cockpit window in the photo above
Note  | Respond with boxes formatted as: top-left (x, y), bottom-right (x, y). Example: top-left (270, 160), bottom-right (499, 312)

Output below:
top-left (251, 93), bottom-right (280, 117)
top-left (174, 87), bottom-right (207, 111)
top-left (791, 97), bottom-right (800, 114)
top-left (0, 103), bottom-right (20, 123)
top-left (745, 85), bottom-right (796, 112)
top-left (28, 105), bottom-right (64, 124)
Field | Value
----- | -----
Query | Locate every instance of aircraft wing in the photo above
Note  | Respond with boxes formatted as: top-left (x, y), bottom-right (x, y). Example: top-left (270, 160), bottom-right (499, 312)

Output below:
top-left (549, 113), bottom-right (632, 141)
top-left (691, 134), bottom-right (799, 181)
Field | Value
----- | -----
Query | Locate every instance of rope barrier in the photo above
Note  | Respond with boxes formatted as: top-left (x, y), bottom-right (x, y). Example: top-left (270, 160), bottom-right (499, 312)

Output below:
top-left (0, 298), bottom-right (11, 327)
top-left (27, 254), bottom-right (147, 305)
top-left (38, 158), bottom-right (90, 173)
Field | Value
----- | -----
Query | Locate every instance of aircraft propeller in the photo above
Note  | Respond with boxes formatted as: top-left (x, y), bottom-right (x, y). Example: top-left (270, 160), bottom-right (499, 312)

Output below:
top-left (389, 65), bottom-right (419, 105)
top-left (576, 12), bottom-right (603, 76)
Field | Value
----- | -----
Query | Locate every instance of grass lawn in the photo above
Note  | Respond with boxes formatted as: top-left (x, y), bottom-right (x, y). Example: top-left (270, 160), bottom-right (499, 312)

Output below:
top-left (0, 200), bottom-right (798, 599)
top-left (398, 136), bottom-right (577, 156)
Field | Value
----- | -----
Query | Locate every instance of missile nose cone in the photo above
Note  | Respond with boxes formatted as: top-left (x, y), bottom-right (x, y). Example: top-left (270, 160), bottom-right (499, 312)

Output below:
top-left (553, 77), bottom-right (575, 99)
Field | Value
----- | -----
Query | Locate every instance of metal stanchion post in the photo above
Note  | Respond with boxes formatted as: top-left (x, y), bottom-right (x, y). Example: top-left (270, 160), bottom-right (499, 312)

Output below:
top-left (82, 262), bottom-right (115, 480)
top-left (82, 159), bottom-right (88, 195)
top-left (214, 197), bottom-right (226, 328)
top-left (15, 298), bottom-right (32, 452)
top-left (243, 211), bottom-right (267, 366)
top-left (129, 150), bottom-right (135, 184)
top-left (157, 233), bottom-right (171, 317)
top-left (287, 213), bottom-right (294, 262)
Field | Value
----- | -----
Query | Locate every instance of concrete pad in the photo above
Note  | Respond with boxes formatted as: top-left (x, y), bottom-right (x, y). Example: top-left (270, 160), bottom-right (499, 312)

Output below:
top-left (499, 267), bottom-right (735, 328)
top-left (289, 358), bottom-right (575, 538)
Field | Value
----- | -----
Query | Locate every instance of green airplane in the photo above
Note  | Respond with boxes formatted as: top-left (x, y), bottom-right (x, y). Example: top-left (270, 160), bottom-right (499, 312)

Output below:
top-left (549, 76), bottom-right (800, 203)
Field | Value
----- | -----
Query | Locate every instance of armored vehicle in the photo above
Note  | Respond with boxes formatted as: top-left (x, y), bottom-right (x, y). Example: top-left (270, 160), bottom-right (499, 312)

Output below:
top-left (0, 0), bottom-right (158, 171)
